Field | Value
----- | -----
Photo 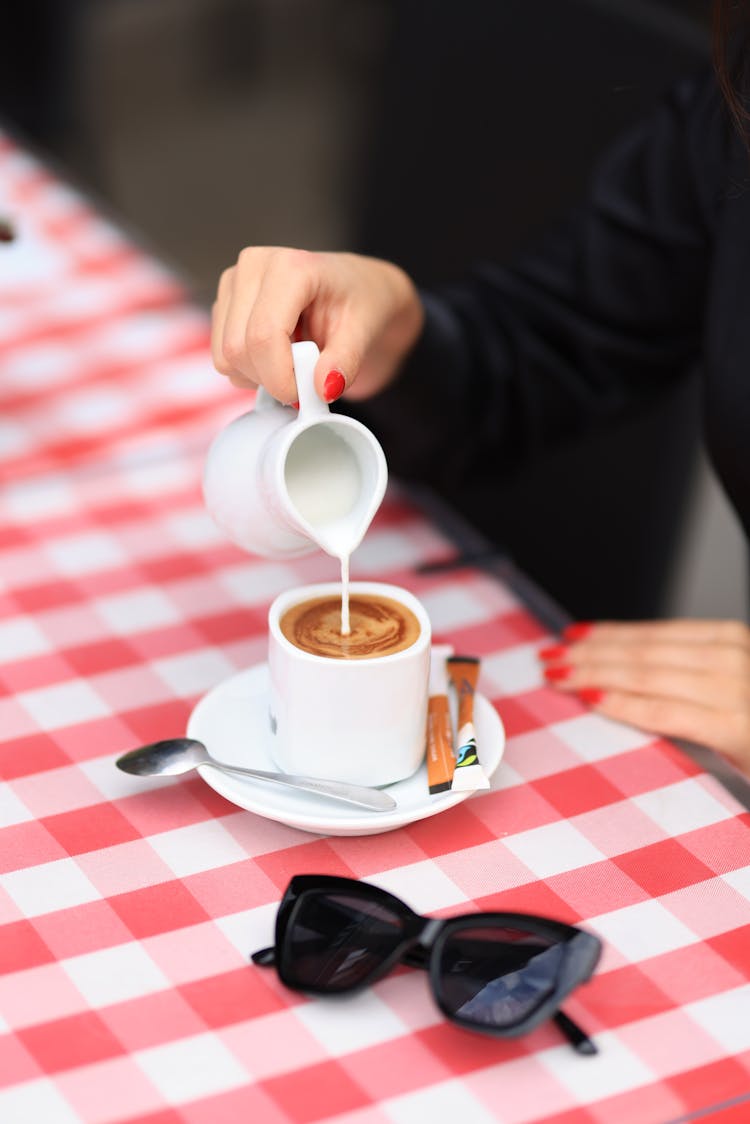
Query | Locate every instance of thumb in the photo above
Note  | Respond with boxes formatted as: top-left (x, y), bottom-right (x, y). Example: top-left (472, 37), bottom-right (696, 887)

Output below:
top-left (314, 336), bottom-right (365, 404)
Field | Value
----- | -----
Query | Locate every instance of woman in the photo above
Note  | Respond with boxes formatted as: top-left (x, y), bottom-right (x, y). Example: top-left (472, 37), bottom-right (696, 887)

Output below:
top-left (210, 2), bottom-right (750, 775)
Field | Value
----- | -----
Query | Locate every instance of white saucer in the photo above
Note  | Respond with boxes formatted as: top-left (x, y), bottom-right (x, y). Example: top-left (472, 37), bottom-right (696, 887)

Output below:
top-left (187, 663), bottom-right (505, 836)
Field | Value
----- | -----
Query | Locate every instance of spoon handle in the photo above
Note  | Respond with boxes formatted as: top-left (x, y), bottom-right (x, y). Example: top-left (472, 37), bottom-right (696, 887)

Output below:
top-left (202, 760), bottom-right (396, 812)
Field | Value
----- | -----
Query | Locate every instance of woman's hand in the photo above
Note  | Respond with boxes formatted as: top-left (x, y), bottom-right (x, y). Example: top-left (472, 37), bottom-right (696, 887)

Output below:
top-left (211, 247), bottom-right (424, 404)
top-left (539, 619), bottom-right (750, 774)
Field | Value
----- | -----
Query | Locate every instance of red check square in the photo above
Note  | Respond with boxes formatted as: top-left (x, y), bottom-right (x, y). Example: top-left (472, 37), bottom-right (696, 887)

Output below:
top-left (109, 881), bottom-right (209, 939)
top-left (0, 821), bottom-right (65, 874)
top-left (707, 924), bottom-right (750, 976)
top-left (179, 966), bottom-right (286, 1028)
top-left (0, 732), bottom-right (69, 779)
top-left (613, 838), bottom-right (716, 897)
top-left (668, 1056), bottom-right (750, 1108)
top-left (578, 963), bottom-right (673, 1026)
top-left (263, 1059), bottom-right (369, 1123)
top-left (533, 764), bottom-right (623, 818)
top-left (65, 638), bottom-right (139, 677)
top-left (42, 803), bottom-right (142, 856)
top-left (18, 1010), bottom-right (124, 1073)
top-left (0, 919), bottom-right (55, 974)
top-left (404, 803), bottom-right (497, 856)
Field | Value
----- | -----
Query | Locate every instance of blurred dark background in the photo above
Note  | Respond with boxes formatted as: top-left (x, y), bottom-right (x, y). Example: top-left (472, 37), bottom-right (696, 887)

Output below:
top-left (2, 0), bottom-right (746, 622)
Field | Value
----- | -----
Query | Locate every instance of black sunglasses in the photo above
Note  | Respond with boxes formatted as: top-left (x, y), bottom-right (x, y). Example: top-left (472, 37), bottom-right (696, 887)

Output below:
top-left (252, 874), bottom-right (602, 1055)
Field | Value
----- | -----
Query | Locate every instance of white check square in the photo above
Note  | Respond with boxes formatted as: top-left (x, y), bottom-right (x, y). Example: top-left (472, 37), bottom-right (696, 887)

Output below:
top-left (387, 1079), bottom-right (497, 1124)
top-left (551, 714), bottom-right (653, 761)
top-left (0, 1078), bottom-right (80, 1124)
top-left (0, 784), bottom-right (32, 828)
top-left (297, 990), bottom-right (407, 1054)
top-left (2, 857), bottom-right (100, 917)
top-left (136, 1032), bottom-right (247, 1104)
top-left (418, 587), bottom-right (491, 631)
top-left (149, 819), bottom-right (248, 877)
top-left (219, 561), bottom-right (300, 606)
top-left (18, 679), bottom-right (109, 731)
top-left (481, 645), bottom-right (545, 695)
top-left (63, 942), bottom-right (170, 1007)
top-left (153, 649), bottom-right (236, 697)
top-left (96, 589), bottom-right (181, 635)
top-left (633, 778), bottom-right (734, 837)
top-left (46, 531), bottom-right (126, 575)
top-left (503, 820), bottom-right (606, 879)
top-left (4, 476), bottom-right (76, 522)
top-left (589, 899), bottom-right (696, 961)
top-left (722, 864), bottom-right (750, 898)
top-left (164, 510), bottom-right (223, 549)
top-left (0, 617), bottom-right (50, 661)
top-left (541, 1031), bottom-right (654, 1102)
top-left (686, 984), bottom-right (750, 1052)
top-left (369, 862), bottom-right (467, 914)
top-left (215, 903), bottom-right (278, 958)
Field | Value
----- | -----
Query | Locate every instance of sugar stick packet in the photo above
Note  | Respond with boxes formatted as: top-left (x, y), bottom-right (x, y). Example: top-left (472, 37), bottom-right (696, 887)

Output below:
top-left (447, 655), bottom-right (490, 792)
top-left (426, 644), bottom-right (455, 794)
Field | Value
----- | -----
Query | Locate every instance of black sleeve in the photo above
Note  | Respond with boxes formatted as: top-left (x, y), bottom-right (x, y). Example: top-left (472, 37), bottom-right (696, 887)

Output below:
top-left (344, 67), bottom-right (731, 490)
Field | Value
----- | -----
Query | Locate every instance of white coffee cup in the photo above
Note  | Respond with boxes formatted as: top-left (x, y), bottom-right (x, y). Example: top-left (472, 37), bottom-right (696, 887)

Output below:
top-left (267, 581), bottom-right (431, 787)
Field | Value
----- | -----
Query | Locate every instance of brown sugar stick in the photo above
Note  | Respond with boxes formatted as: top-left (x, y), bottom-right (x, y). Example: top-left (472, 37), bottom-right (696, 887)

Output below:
top-left (426, 644), bottom-right (455, 794)
top-left (447, 656), bottom-right (490, 792)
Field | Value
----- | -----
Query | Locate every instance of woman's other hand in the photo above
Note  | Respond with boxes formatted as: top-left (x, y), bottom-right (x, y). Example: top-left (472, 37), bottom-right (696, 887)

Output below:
top-left (211, 247), bottom-right (423, 405)
top-left (538, 619), bottom-right (750, 775)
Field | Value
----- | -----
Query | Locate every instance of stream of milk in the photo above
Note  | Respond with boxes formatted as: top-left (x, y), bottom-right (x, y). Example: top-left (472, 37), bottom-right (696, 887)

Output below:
top-left (284, 427), bottom-right (365, 635)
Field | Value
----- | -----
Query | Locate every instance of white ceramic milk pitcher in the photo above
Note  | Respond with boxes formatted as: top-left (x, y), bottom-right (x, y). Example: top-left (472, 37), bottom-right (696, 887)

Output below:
top-left (203, 341), bottom-right (387, 559)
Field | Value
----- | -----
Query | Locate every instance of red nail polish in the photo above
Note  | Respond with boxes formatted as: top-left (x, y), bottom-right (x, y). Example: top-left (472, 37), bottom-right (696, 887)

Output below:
top-left (539, 644), bottom-right (568, 662)
top-left (577, 688), bottom-right (604, 705)
top-left (563, 622), bottom-right (594, 642)
top-left (291, 401), bottom-right (300, 409)
top-left (324, 370), bottom-right (345, 403)
top-left (544, 664), bottom-right (572, 681)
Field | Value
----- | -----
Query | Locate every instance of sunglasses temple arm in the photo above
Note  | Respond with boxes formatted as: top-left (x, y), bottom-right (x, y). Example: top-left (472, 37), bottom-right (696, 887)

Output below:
top-left (251, 946), bottom-right (276, 966)
top-left (553, 1010), bottom-right (597, 1056)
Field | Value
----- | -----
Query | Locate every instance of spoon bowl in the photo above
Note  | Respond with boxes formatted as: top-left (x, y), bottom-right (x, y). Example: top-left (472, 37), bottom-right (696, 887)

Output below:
top-left (116, 738), bottom-right (397, 812)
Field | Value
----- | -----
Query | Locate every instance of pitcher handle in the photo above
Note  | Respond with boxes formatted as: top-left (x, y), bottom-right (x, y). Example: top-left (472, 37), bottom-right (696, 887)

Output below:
top-left (254, 341), bottom-right (327, 418)
top-left (292, 340), bottom-right (329, 423)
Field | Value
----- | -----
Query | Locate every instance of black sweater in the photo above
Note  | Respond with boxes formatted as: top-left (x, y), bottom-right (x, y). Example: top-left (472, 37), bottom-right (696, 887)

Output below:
top-left (348, 66), bottom-right (750, 544)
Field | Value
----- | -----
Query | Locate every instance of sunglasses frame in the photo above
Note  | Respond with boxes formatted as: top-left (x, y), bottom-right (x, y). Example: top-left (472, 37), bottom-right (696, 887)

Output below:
top-left (253, 874), bottom-right (602, 1054)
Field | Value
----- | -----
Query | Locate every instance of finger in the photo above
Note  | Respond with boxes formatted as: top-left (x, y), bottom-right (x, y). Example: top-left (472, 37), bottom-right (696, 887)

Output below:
top-left (314, 314), bottom-right (370, 403)
top-left (211, 268), bottom-right (247, 380)
top-left (543, 640), bottom-right (750, 679)
top-left (220, 249), bottom-right (266, 382)
top-left (241, 250), bottom-right (320, 402)
top-left (584, 689), bottom-right (750, 761)
top-left (544, 659), bottom-right (748, 712)
top-left (568, 619), bottom-right (750, 650)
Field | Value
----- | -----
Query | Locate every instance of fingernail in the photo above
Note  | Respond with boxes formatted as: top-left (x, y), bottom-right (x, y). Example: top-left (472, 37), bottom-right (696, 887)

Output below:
top-left (577, 687), bottom-right (604, 705)
top-left (324, 370), bottom-right (346, 403)
top-left (563, 622), bottom-right (594, 642)
top-left (544, 664), bottom-right (572, 681)
top-left (538, 644), bottom-right (568, 662)
top-left (291, 401), bottom-right (300, 409)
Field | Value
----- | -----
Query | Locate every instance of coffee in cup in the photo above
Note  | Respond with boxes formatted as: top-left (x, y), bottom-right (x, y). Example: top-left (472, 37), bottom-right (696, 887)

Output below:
top-left (268, 581), bottom-right (431, 788)
top-left (279, 593), bottom-right (420, 659)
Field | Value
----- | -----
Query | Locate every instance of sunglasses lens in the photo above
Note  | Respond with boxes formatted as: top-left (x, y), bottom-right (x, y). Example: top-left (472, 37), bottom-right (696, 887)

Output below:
top-left (436, 924), bottom-right (565, 1029)
top-left (286, 892), bottom-right (406, 992)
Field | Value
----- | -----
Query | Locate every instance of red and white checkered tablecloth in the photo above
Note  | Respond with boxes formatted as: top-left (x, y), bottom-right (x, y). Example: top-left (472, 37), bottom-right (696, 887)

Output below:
top-left (1, 131), bottom-right (750, 1124)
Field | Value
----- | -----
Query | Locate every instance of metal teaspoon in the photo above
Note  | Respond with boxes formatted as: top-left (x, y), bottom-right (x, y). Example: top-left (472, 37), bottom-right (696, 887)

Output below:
top-left (115, 738), bottom-right (397, 812)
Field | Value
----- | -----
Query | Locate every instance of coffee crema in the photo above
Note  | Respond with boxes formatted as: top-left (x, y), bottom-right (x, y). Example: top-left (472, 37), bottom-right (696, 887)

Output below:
top-left (280, 593), bottom-right (420, 659)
